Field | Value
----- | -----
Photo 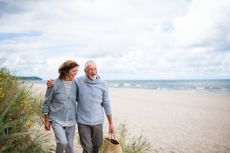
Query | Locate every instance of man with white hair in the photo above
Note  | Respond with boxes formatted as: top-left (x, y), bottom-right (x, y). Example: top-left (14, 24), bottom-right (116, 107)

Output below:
top-left (76, 60), bottom-right (114, 153)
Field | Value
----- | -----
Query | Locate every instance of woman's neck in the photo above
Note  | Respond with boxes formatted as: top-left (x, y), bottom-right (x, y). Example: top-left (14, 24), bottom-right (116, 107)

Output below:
top-left (64, 76), bottom-right (72, 81)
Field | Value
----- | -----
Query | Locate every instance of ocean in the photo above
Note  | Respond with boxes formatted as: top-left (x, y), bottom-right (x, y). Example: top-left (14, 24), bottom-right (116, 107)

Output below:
top-left (106, 79), bottom-right (230, 95)
top-left (25, 79), bottom-right (230, 95)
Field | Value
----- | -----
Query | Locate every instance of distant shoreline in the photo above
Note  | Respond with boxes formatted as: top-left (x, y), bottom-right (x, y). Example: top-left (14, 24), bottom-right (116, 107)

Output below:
top-left (23, 79), bottom-right (230, 95)
top-left (15, 76), bottom-right (42, 81)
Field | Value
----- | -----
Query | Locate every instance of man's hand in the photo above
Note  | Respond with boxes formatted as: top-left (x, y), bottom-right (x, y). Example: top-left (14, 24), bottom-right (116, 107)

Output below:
top-left (107, 115), bottom-right (114, 134)
top-left (108, 123), bottom-right (114, 134)
top-left (47, 79), bottom-right (54, 88)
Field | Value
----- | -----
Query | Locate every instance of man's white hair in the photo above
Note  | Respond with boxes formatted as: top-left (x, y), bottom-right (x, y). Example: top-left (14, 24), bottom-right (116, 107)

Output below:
top-left (84, 60), bottom-right (96, 69)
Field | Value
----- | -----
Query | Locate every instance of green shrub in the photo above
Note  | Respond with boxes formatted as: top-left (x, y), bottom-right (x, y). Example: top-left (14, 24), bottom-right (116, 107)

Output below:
top-left (0, 69), bottom-right (49, 153)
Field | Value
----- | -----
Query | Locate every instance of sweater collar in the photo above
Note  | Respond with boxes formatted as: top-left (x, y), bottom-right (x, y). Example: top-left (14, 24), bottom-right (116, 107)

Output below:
top-left (84, 75), bottom-right (100, 84)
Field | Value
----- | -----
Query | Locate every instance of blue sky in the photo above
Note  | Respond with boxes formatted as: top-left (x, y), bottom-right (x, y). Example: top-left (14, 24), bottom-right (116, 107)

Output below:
top-left (0, 0), bottom-right (230, 80)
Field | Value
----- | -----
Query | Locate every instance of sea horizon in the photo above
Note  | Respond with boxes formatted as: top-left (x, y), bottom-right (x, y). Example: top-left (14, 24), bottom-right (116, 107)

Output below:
top-left (23, 79), bottom-right (230, 95)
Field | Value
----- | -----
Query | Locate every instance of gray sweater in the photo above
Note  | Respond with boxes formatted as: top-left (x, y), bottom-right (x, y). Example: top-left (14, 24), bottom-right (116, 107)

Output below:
top-left (76, 75), bottom-right (112, 125)
top-left (42, 78), bottom-right (78, 122)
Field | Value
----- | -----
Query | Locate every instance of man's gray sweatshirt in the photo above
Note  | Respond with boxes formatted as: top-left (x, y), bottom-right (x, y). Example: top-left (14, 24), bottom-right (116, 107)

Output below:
top-left (76, 75), bottom-right (112, 125)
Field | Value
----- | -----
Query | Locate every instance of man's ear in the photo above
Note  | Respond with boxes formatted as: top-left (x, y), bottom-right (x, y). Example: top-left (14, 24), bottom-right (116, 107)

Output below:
top-left (84, 68), bottom-right (86, 73)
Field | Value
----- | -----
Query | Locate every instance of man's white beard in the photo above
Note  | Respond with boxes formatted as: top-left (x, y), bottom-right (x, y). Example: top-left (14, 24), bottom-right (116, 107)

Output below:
top-left (89, 75), bottom-right (97, 80)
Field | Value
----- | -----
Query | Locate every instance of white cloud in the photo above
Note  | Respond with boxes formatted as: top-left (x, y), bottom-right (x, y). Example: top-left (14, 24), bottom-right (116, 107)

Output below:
top-left (172, 0), bottom-right (230, 48)
top-left (0, 0), bottom-right (230, 80)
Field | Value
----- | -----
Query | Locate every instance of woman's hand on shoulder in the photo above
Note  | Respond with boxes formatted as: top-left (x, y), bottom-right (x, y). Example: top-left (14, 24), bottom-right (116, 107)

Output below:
top-left (47, 79), bottom-right (54, 88)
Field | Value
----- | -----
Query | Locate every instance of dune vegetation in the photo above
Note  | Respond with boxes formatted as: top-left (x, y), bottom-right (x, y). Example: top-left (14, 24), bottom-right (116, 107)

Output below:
top-left (0, 69), bottom-right (51, 153)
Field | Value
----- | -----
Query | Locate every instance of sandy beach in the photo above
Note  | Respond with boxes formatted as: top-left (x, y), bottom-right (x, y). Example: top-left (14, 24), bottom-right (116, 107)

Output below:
top-left (109, 88), bottom-right (230, 153)
top-left (31, 84), bottom-right (230, 153)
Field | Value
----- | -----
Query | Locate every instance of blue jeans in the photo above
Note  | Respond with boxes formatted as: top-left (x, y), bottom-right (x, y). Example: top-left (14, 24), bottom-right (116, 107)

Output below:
top-left (52, 122), bottom-right (76, 153)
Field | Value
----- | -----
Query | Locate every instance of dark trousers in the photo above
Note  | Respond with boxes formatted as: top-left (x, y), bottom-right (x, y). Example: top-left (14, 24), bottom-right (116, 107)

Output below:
top-left (78, 123), bottom-right (103, 153)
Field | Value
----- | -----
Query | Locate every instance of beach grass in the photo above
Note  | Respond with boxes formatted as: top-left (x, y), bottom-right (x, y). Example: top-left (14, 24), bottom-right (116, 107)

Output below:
top-left (0, 69), bottom-right (50, 153)
top-left (116, 122), bottom-right (151, 153)
top-left (99, 122), bottom-right (151, 153)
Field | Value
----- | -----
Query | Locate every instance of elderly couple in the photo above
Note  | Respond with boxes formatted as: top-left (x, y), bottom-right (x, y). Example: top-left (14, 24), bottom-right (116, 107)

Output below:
top-left (42, 60), bottom-right (114, 153)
